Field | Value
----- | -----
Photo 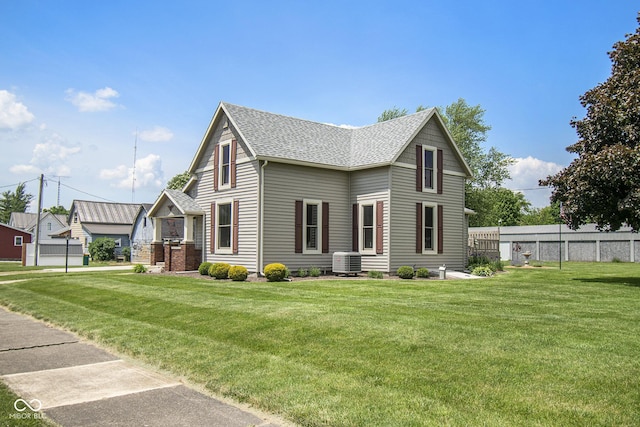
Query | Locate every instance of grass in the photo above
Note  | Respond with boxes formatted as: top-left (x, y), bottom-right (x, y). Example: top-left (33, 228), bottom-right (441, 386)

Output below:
top-left (0, 263), bottom-right (639, 426)
top-left (0, 381), bottom-right (57, 426)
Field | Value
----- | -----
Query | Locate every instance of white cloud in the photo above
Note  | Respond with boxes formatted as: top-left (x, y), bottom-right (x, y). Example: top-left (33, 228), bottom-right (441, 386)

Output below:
top-left (65, 86), bottom-right (120, 112)
top-left (138, 126), bottom-right (174, 142)
top-left (10, 135), bottom-right (81, 176)
top-left (504, 156), bottom-right (565, 208)
top-left (99, 153), bottom-right (164, 190)
top-left (0, 90), bottom-right (35, 129)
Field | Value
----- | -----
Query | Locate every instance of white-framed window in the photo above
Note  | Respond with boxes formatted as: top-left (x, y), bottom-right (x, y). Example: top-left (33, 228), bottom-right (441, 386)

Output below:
top-left (360, 203), bottom-right (376, 254)
top-left (422, 202), bottom-right (437, 253)
top-left (422, 145), bottom-right (437, 192)
top-left (47, 222), bottom-right (52, 231)
top-left (114, 238), bottom-right (122, 248)
top-left (216, 200), bottom-right (233, 253)
top-left (303, 199), bottom-right (322, 254)
top-left (14, 236), bottom-right (23, 246)
top-left (219, 140), bottom-right (231, 189)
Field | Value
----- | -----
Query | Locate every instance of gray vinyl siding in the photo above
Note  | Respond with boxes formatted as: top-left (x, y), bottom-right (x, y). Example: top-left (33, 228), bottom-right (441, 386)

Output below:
top-left (396, 120), bottom-right (466, 174)
top-left (350, 167), bottom-right (390, 272)
top-left (190, 115), bottom-right (260, 271)
top-left (389, 166), bottom-right (467, 272)
top-left (263, 162), bottom-right (350, 272)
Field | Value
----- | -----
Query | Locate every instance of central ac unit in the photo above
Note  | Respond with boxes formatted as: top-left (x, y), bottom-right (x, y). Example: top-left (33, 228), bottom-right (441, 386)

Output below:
top-left (332, 251), bottom-right (362, 275)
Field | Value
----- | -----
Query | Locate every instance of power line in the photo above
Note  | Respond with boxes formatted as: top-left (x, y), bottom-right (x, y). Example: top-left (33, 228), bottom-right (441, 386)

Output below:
top-left (0, 177), bottom-right (41, 190)
top-left (58, 182), bottom-right (117, 202)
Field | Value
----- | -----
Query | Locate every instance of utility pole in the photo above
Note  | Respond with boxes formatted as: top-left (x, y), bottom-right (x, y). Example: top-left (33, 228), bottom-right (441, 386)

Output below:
top-left (34, 174), bottom-right (44, 266)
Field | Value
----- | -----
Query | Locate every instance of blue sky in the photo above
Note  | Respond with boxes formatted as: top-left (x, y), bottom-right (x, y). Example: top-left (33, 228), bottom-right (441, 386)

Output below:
top-left (1, 1), bottom-right (638, 210)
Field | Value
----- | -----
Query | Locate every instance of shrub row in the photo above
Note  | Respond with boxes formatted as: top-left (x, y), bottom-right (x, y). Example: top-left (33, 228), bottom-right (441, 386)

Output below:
top-left (296, 266), bottom-right (322, 278)
top-left (395, 266), bottom-right (430, 279)
top-left (198, 262), bottom-right (248, 281)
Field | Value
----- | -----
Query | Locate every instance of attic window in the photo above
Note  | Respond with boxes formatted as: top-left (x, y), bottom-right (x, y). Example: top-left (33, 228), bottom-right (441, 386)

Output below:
top-left (223, 120), bottom-right (229, 129)
top-left (220, 141), bottom-right (231, 187)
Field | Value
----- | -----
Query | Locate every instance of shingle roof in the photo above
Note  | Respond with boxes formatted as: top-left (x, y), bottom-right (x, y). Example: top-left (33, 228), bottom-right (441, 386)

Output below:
top-left (71, 200), bottom-right (141, 224)
top-left (222, 103), bottom-right (437, 169)
top-left (163, 189), bottom-right (204, 214)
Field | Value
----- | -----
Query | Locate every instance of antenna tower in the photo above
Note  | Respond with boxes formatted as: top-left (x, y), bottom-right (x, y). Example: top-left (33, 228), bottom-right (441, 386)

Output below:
top-left (132, 128), bottom-right (138, 202)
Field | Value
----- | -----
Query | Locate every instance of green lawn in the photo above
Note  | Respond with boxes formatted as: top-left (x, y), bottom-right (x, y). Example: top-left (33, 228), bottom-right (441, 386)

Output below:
top-left (1, 264), bottom-right (639, 426)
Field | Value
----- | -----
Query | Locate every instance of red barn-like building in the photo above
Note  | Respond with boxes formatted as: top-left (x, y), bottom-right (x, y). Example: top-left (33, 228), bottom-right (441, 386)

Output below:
top-left (0, 223), bottom-right (32, 261)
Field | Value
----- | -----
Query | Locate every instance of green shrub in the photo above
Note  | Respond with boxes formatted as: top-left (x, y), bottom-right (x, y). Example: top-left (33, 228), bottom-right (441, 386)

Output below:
top-left (198, 262), bottom-right (213, 275)
top-left (491, 260), bottom-right (504, 272)
top-left (228, 265), bottom-right (248, 281)
top-left (612, 257), bottom-right (622, 263)
top-left (264, 263), bottom-right (288, 282)
top-left (297, 268), bottom-right (309, 278)
top-left (471, 266), bottom-right (494, 277)
top-left (397, 266), bottom-right (415, 279)
top-left (88, 237), bottom-right (116, 261)
top-left (367, 270), bottom-right (384, 279)
top-left (209, 262), bottom-right (231, 279)
top-left (309, 266), bottom-right (321, 277)
top-left (416, 267), bottom-right (430, 278)
top-left (133, 264), bottom-right (147, 273)
top-left (122, 246), bottom-right (131, 262)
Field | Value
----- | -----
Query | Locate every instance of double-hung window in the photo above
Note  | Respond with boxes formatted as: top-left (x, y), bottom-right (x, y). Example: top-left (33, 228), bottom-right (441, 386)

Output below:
top-left (303, 200), bottom-right (322, 254)
top-left (422, 202), bottom-right (437, 253)
top-left (423, 145), bottom-right (436, 191)
top-left (362, 204), bottom-right (374, 252)
top-left (217, 202), bottom-right (232, 252)
top-left (220, 142), bottom-right (231, 188)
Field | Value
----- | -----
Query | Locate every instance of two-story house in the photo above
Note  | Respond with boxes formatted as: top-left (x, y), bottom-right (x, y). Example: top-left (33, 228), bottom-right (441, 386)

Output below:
top-left (148, 102), bottom-right (473, 273)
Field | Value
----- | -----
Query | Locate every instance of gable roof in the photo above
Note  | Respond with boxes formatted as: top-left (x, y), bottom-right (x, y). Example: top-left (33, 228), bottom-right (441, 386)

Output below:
top-left (9, 212), bottom-right (67, 232)
top-left (188, 102), bottom-right (472, 176)
top-left (0, 222), bottom-right (34, 236)
top-left (69, 200), bottom-right (141, 225)
top-left (148, 189), bottom-right (205, 217)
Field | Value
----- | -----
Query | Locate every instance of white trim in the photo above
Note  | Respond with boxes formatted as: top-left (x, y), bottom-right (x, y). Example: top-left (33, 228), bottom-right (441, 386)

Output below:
top-left (14, 236), bottom-right (23, 246)
top-left (359, 202), bottom-right (376, 255)
top-left (218, 139), bottom-right (232, 190)
top-left (422, 202), bottom-right (438, 254)
top-left (302, 199), bottom-right (322, 255)
top-left (215, 198), bottom-right (234, 254)
top-left (421, 145), bottom-right (437, 193)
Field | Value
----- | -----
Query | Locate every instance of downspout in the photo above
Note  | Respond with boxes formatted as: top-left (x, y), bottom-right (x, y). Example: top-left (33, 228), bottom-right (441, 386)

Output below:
top-left (259, 160), bottom-right (269, 276)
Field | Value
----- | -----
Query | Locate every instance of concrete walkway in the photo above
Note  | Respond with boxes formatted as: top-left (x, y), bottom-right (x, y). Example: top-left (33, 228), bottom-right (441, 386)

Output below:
top-left (0, 307), bottom-right (286, 426)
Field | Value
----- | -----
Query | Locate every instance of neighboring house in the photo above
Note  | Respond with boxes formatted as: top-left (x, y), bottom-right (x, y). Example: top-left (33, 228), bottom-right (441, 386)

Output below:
top-left (471, 224), bottom-right (640, 263)
top-left (130, 204), bottom-right (154, 263)
top-left (0, 223), bottom-right (32, 261)
top-left (68, 200), bottom-right (141, 254)
top-left (9, 212), bottom-right (68, 240)
top-left (148, 102), bottom-right (473, 273)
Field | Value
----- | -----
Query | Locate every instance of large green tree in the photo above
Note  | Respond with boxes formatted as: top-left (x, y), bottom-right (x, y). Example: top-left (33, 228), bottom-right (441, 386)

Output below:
top-left (541, 15), bottom-right (640, 231)
top-left (167, 171), bottom-right (190, 190)
top-left (0, 183), bottom-right (34, 223)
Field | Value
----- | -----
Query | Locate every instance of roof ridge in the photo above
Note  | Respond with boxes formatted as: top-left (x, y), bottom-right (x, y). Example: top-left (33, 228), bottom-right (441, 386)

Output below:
top-left (222, 102), bottom-right (355, 130)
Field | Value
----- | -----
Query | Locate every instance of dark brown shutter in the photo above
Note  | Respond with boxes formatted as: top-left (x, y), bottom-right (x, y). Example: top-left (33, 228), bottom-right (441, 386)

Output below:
top-left (437, 205), bottom-right (444, 254)
top-left (230, 139), bottom-right (237, 188)
top-left (352, 203), bottom-right (359, 251)
top-left (437, 149), bottom-right (443, 194)
top-left (322, 202), bottom-right (329, 253)
top-left (210, 202), bottom-right (216, 254)
top-left (294, 200), bottom-right (303, 253)
top-left (376, 201), bottom-right (383, 254)
top-left (213, 145), bottom-right (219, 191)
top-left (416, 203), bottom-right (422, 253)
top-left (416, 145), bottom-right (423, 192)
top-left (233, 200), bottom-right (239, 254)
